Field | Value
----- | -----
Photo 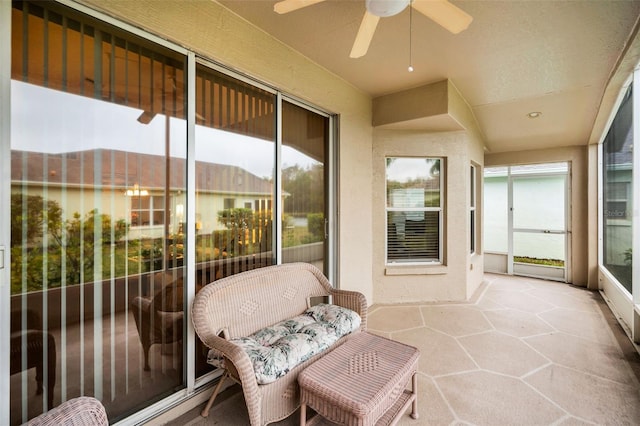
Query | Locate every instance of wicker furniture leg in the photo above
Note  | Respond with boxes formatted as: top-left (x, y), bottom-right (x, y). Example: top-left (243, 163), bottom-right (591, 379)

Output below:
top-left (201, 370), bottom-right (229, 418)
top-left (410, 372), bottom-right (418, 419)
top-left (299, 402), bottom-right (306, 425)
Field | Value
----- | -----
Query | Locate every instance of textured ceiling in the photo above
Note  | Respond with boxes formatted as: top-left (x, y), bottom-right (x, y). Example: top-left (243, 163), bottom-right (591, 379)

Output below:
top-left (217, 0), bottom-right (640, 153)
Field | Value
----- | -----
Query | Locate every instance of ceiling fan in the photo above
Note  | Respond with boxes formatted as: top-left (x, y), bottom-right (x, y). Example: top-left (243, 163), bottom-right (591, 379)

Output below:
top-left (274, 0), bottom-right (473, 58)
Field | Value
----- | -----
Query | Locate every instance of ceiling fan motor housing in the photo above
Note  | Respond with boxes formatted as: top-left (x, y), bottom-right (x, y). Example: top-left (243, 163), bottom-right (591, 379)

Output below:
top-left (366, 0), bottom-right (410, 17)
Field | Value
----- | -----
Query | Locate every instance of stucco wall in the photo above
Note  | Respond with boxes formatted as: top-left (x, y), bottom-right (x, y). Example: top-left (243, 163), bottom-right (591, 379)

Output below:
top-left (372, 129), bottom-right (482, 303)
top-left (448, 81), bottom-right (487, 299)
top-left (77, 0), bottom-right (374, 302)
top-left (371, 80), bottom-right (486, 304)
top-left (485, 146), bottom-right (590, 287)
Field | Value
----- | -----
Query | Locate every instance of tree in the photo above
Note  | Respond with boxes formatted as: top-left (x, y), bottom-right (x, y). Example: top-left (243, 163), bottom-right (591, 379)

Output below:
top-left (217, 207), bottom-right (254, 230)
top-left (282, 163), bottom-right (324, 214)
top-left (11, 193), bottom-right (62, 247)
top-left (50, 209), bottom-right (127, 286)
top-left (11, 193), bottom-right (127, 294)
top-left (11, 194), bottom-right (63, 293)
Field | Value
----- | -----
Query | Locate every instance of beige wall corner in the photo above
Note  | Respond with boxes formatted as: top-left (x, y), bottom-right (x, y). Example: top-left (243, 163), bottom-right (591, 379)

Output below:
top-left (372, 80), bottom-right (463, 131)
top-left (447, 81), bottom-right (487, 299)
top-left (373, 130), bottom-right (470, 303)
top-left (371, 81), bottom-right (485, 303)
top-left (372, 128), bottom-right (485, 303)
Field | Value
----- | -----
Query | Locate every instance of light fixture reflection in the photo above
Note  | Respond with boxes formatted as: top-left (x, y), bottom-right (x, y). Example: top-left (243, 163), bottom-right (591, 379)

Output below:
top-left (125, 184), bottom-right (149, 196)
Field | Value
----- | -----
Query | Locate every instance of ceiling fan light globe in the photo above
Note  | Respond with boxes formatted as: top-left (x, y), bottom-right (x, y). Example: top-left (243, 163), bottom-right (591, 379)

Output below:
top-left (366, 0), bottom-right (410, 17)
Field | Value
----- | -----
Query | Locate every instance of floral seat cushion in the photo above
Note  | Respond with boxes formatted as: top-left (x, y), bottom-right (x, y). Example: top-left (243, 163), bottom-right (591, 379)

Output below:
top-left (207, 304), bottom-right (361, 384)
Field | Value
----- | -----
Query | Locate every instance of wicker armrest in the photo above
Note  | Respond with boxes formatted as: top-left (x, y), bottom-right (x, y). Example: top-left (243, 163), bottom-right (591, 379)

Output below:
top-left (330, 288), bottom-right (368, 330)
top-left (27, 396), bottom-right (108, 426)
top-left (201, 334), bottom-right (262, 403)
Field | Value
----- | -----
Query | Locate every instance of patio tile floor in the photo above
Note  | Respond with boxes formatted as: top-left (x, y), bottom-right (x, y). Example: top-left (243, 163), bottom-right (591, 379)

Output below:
top-left (168, 273), bottom-right (640, 425)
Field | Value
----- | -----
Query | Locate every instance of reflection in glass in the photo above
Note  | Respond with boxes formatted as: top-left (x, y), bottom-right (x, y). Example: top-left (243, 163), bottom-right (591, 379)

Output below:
top-left (10, 2), bottom-right (186, 423)
top-left (281, 102), bottom-right (328, 272)
top-left (194, 64), bottom-right (276, 377)
top-left (603, 85), bottom-right (633, 293)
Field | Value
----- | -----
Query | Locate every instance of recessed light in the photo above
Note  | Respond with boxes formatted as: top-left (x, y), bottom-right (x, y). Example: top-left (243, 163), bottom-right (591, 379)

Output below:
top-left (527, 111), bottom-right (542, 119)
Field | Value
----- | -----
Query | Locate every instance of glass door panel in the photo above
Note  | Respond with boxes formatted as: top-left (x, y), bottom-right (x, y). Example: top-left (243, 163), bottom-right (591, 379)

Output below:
top-left (483, 167), bottom-right (509, 273)
top-left (484, 168), bottom-right (509, 253)
top-left (513, 232), bottom-right (566, 280)
top-left (512, 167), bottom-right (567, 281)
top-left (10, 2), bottom-right (187, 422)
top-left (193, 64), bottom-right (276, 378)
top-left (281, 101), bottom-right (328, 273)
top-left (513, 175), bottom-right (565, 231)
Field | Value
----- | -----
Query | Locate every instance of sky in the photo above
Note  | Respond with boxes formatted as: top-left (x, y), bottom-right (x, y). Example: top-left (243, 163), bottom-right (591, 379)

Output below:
top-left (386, 157), bottom-right (438, 182)
top-left (11, 80), bottom-right (316, 179)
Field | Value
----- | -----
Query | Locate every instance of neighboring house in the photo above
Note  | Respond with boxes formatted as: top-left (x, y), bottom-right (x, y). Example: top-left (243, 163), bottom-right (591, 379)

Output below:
top-left (11, 149), bottom-right (274, 239)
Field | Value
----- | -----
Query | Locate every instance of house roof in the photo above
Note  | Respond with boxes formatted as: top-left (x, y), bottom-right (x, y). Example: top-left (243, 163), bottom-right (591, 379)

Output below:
top-left (11, 149), bottom-right (273, 196)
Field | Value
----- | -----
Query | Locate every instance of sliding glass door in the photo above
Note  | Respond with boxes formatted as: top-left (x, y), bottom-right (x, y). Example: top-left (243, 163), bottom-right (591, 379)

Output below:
top-left (6, 2), bottom-right (336, 423)
top-left (9, 1), bottom-right (187, 423)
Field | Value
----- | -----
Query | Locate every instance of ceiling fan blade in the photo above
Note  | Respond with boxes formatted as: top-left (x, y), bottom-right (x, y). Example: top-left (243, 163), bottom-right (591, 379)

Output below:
top-left (274, 0), bottom-right (326, 14)
top-left (412, 0), bottom-right (473, 34)
top-left (350, 11), bottom-right (381, 58)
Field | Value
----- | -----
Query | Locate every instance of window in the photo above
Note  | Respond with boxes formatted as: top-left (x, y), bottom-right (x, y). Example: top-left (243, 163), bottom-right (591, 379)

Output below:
top-left (386, 157), bottom-right (443, 264)
top-left (223, 198), bottom-right (235, 209)
top-left (470, 164), bottom-right (477, 254)
top-left (602, 84), bottom-right (633, 293)
top-left (130, 194), bottom-right (165, 226)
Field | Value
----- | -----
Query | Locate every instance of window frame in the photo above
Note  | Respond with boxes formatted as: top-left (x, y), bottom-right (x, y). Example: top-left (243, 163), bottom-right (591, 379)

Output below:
top-left (385, 156), bottom-right (444, 265)
top-left (130, 194), bottom-right (166, 227)
top-left (470, 164), bottom-right (477, 254)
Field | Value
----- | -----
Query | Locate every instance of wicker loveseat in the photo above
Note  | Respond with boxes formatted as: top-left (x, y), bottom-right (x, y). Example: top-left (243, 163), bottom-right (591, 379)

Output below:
top-left (191, 262), bottom-right (368, 426)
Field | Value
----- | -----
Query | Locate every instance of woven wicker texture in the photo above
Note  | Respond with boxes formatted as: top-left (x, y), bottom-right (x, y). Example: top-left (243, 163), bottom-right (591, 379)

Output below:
top-left (191, 262), bottom-right (368, 426)
top-left (27, 396), bottom-right (108, 426)
top-left (299, 332), bottom-right (419, 426)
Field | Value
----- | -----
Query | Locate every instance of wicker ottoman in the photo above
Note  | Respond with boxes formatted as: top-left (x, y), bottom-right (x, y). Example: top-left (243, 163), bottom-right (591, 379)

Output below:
top-left (298, 332), bottom-right (419, 426)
